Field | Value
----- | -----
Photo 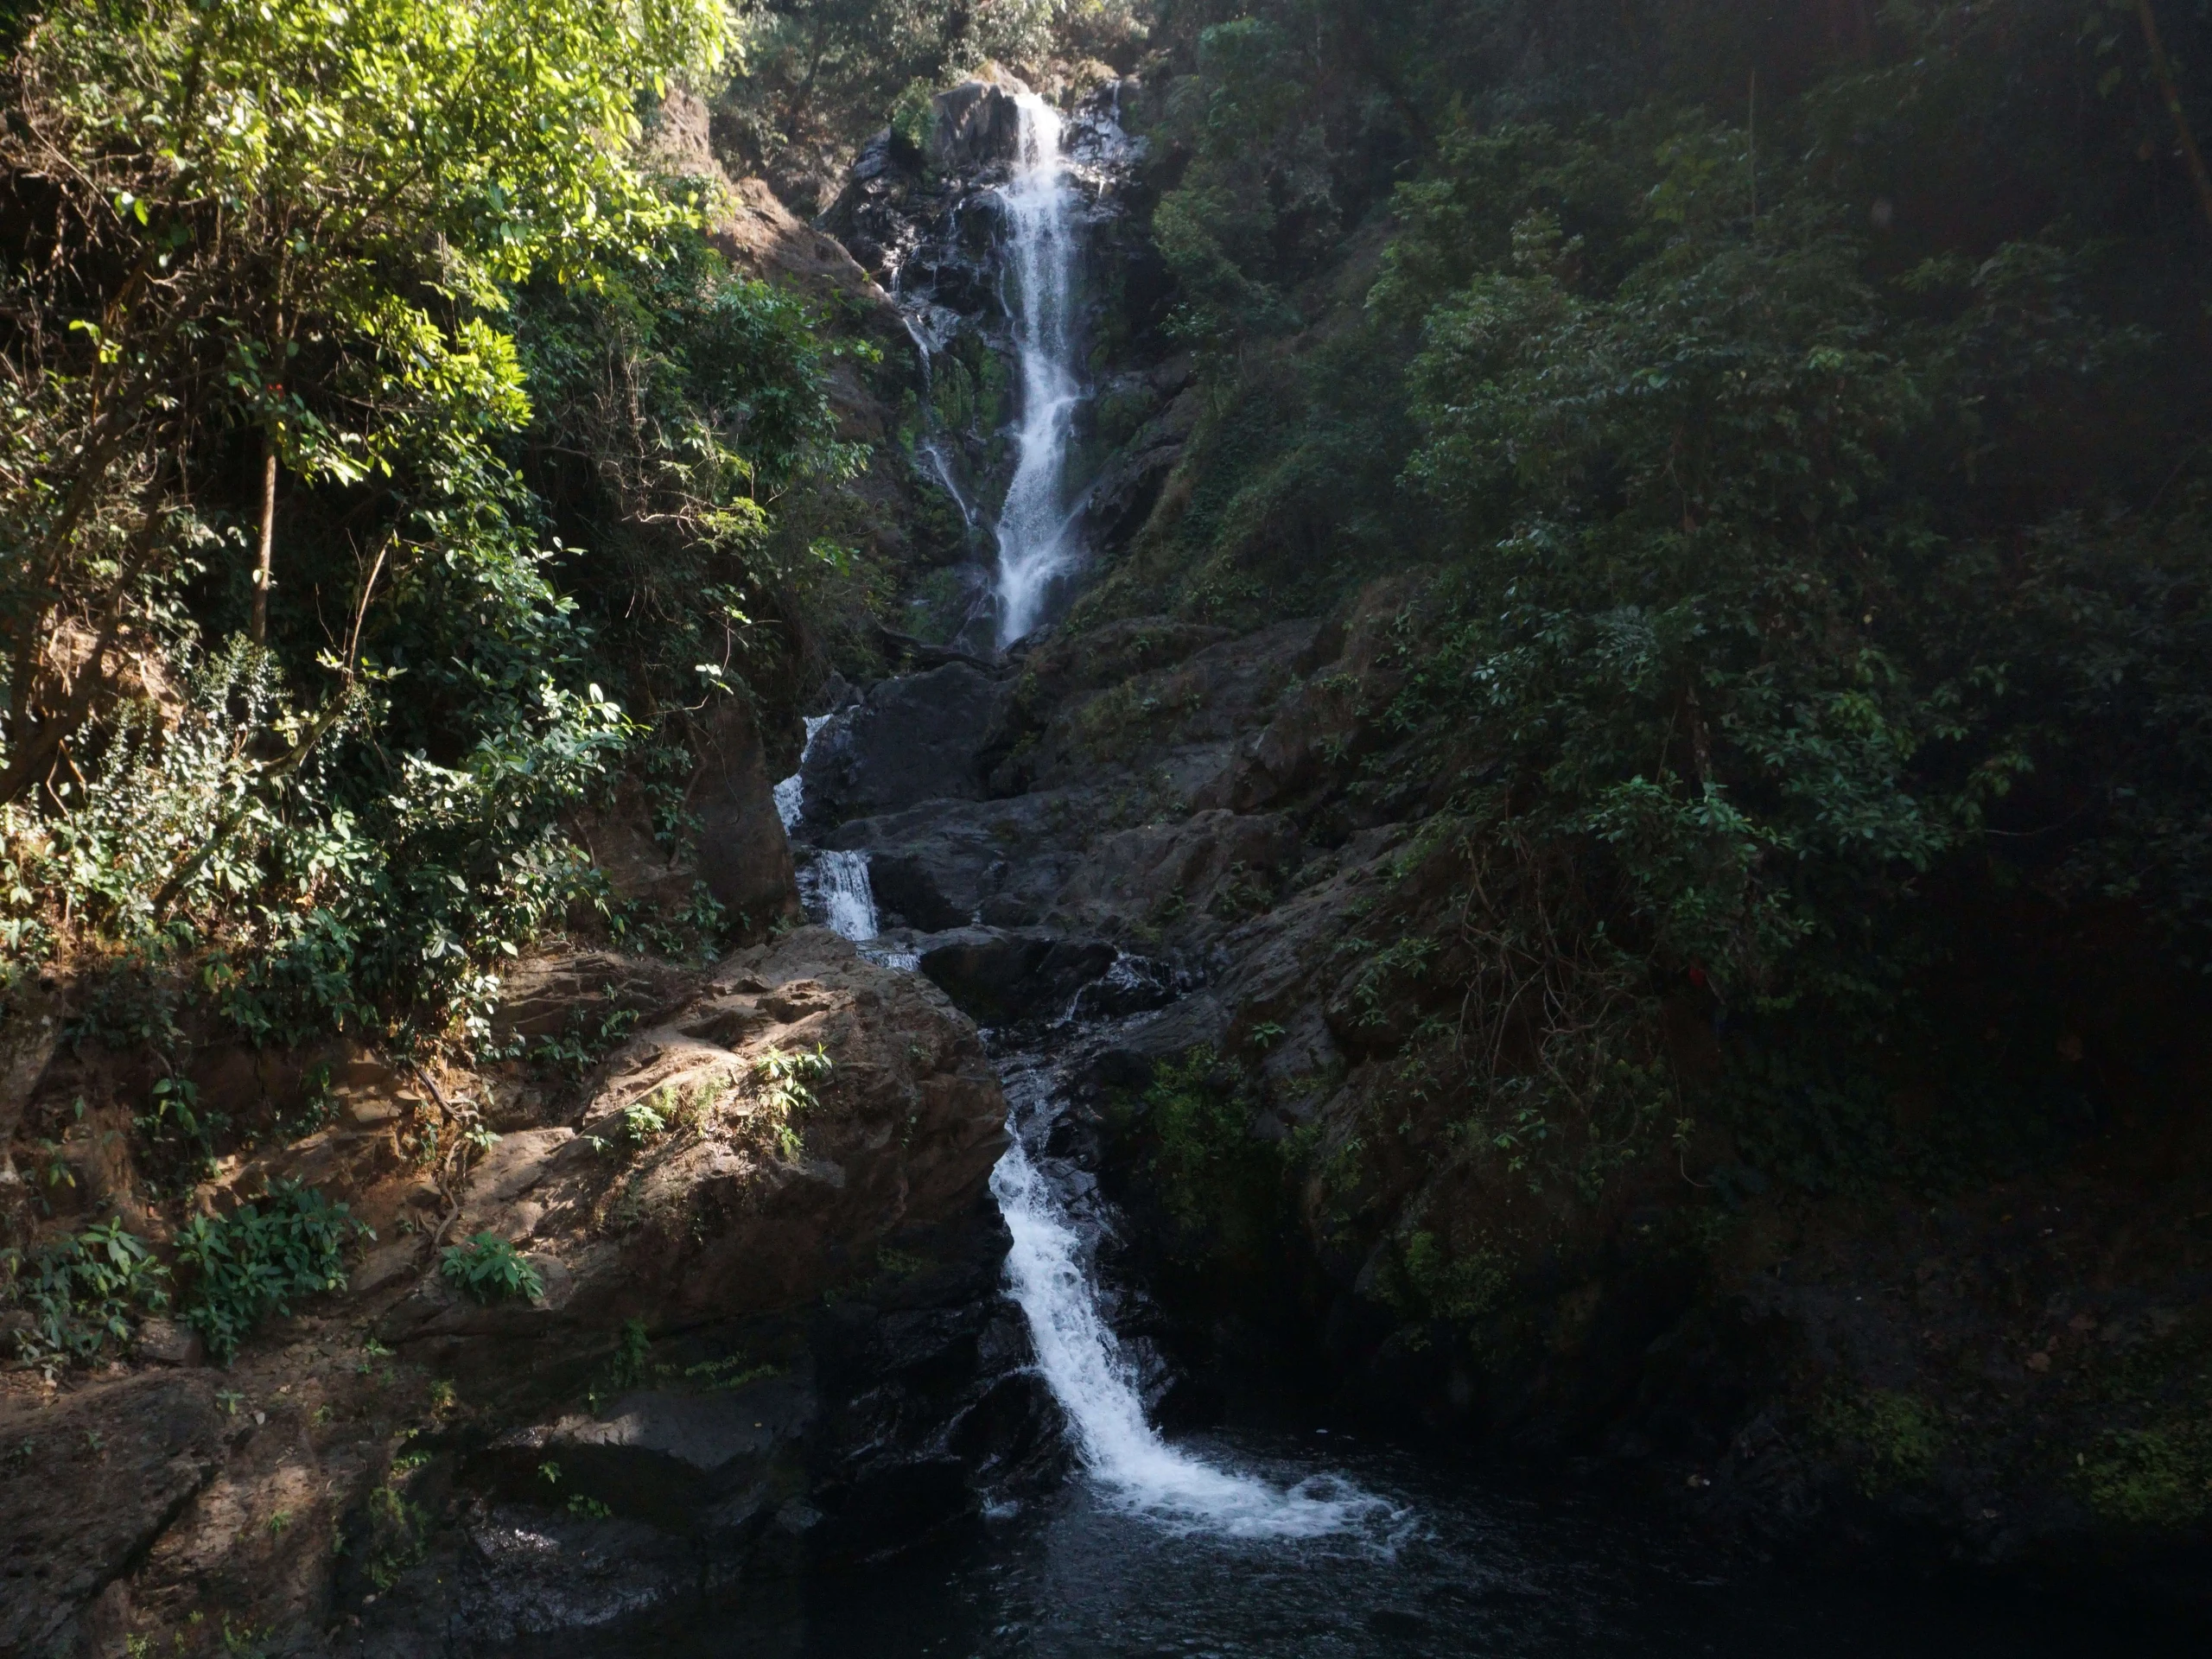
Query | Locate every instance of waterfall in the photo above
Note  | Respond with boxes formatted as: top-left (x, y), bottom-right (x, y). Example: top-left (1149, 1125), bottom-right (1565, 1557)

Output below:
top-left (777, 718), bottom-right (879, 942)
top-left (802, 849), bottom-right (879, 943)
top-left (773, 715), bottom-right (830, 832)
top-left (903, 315), bottom-right (982, 540)
top-left (829, 96), bottom-right (1386, 1540)
top-left (991, 93), bottom-right (1086, 650)
top-left (993, 1108), bottom-right (1393, 1540)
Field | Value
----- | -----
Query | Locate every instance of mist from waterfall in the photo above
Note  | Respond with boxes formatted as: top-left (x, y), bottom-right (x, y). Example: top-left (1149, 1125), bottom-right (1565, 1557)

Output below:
top-left (991, 92), bottom-right (1085, 650)
top-left (802, 849), bottom-right (879, 942)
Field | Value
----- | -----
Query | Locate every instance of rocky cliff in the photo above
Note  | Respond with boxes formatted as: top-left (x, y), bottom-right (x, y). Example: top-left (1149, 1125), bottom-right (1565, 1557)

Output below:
top-left (0, 929), bottom-right (1057, 1655)
top-left (782, 575), bottom-right (2212, 1609)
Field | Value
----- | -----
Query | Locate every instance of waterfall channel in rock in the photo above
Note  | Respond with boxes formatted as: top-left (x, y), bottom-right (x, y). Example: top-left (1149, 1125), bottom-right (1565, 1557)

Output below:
top-left (994, 1075), bottom-right (1392, 1540)
top-left (776, 520), bottom-right (1381, 1543)
top-left (989, 92), bottom-right (1086, 648)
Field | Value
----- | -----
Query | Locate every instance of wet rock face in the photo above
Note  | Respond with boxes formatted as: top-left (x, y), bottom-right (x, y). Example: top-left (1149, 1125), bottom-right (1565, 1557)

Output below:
top-left (926, 80), bottom-right (1027, 172)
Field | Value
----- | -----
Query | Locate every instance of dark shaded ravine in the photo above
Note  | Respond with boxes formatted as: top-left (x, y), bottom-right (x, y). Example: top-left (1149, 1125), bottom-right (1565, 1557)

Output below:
top-left (742, 664), bottom-right (2212, 1656)
top-left (561, 1421), bottom-right (2208, 1656)
top-left (563, 73), bottom-right (2212, 1659)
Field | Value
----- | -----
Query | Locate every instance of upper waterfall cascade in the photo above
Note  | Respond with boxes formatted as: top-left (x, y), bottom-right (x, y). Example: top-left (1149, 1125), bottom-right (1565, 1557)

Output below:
top-left (991, 92), bottom-right (1086, 649)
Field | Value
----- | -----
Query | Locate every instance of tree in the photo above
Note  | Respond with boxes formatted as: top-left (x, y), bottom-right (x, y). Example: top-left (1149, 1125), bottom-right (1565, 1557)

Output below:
top-left (0, 0), bottom-right (725, 807)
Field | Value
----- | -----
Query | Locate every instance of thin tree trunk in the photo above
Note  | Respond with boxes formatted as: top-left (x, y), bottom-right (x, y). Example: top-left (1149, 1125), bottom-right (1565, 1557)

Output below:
top-left (250, 436), bottom-right (276, 644)
top-left (2136, 0), bottom-right (2212, 232)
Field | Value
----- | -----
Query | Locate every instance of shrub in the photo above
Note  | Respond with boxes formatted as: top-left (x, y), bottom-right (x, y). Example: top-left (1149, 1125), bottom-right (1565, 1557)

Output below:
top-left (175, 1181), bottom-right (372, 1363)
top-left (752, 1046), bottom-right (832, 1158)
top-left (2082, 1427), bottom-right (2212, 1529)
top-left (1140, 1047), bottom-right (1287, 1255)
top-left (617, 1101), bottom-right (668, 1147)
top-left (440, 1233), bottom-right (543, 1304)
top-left (1819, 1387), bottom-right (1947, 1495)
top-left (1385, 1230), bottom-right (1506, 1325)
top-left (3, 1218), bottom-right (169, 1370)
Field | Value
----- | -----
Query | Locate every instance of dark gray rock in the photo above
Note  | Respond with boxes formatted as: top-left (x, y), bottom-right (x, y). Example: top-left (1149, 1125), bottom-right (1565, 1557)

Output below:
top-left (828, 792), bottom-right (1093, 930)
top-left (868, 850), bottom-right (976, 931)
top-left (918, 930), bottom-right (1118, 1026)
top-left (927, 80), bottom-right (1027, 172)
top-left (0, 1370), bottom-right (227, 1656)
top-left (800, 664), bottom-right (1001, 830)
top-left (476, 1376), bottom-right (815, 1533)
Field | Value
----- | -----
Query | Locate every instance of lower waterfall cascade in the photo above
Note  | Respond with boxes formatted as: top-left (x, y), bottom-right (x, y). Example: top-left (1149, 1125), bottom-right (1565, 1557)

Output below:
top-left (994, 1104), bottom-right (1396, 1540)
top-left (772, 368), bottom-right (1386, 1540)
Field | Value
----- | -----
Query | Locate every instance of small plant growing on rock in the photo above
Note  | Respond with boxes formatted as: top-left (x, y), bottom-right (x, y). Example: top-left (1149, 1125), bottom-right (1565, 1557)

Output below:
top-left (365, 1479), bottom-right (428, 1590)
top-left (176, 1180), bottom-right (370, 1364)
top-left (4, 1217), bottom-right (171, 1371)
top-left (440, 1234), bottom-right (543, 1304)
top-left (752, 1046), bottom-right (832, 1159)
top-left (2081, 1426), bottom-right (2212, 1528)
top-left (609, 1318), bottom-right (652, 1387)
top-left (617, 1100), bottom-right (667, 1147)
top-left (1818, 1386), bottom-right (1947, 1495)
top-left (532, 1006), bottom-right (643, 1082)
top-left (1384, 1230), bottom-right (1506, 1324)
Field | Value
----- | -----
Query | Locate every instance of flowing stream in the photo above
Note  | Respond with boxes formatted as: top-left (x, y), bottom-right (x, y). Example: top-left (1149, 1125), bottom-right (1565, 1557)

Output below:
top-left (980, 89), bottom-right (1387, 1546)
top-left (775, 666), bottom-right (1376, 1544)
top-left (990, 93), bottom-right (1086, 648)
top-left (993, 1105), bottom-right (1393, 1541)
top-left (637, 89), bottom-right (2212, 1659)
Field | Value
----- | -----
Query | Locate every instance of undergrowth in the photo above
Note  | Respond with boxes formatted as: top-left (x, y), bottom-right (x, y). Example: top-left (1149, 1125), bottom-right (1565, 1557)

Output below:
top-left (176, 1180), bottom-right (372, 1363)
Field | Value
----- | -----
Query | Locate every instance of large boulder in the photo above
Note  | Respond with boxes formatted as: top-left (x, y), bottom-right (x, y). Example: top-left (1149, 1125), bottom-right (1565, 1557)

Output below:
top-left (693, 696), bottom-right (804, 938)
top-left (0, 1372), bottom-right (231, 1656)
top-left (3, 931), bottom-right (1049, 1656)
top-left (926, 80), bottom-right (1028, 171)
top-left (377, 928), bottom-right (1011, 1365)
top-left (799, 663), bottom-right (1003, 830)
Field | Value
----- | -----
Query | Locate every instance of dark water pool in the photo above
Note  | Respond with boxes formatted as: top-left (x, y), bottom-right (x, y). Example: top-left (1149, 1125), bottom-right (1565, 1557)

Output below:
top-left (576, 1426), bottom-right (2202, 1659)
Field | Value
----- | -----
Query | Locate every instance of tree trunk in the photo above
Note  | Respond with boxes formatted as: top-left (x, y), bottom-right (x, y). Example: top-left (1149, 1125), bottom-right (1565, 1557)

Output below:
top-left (2136, 1), bottom-right (2212, 232)
top-left (250, 436), bottom-right (276, 645)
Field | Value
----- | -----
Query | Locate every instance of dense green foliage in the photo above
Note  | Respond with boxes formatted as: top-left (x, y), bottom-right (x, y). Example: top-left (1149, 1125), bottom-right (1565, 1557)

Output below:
top-left (515, 226), bottom-right (865, 721)
top-left (441, 1230), bottom-right (544, 1303)
top-left (1, 1179), bottom-right (362, 1366)
top-left (175, 1179), bottom-right (370, 1362)
top-left (0, 0), bottom-right (861, 1052)
top-left (1101, 0), bottom-right (2212, 1233)
top-left (720, 0), bottom-right (1148, 206)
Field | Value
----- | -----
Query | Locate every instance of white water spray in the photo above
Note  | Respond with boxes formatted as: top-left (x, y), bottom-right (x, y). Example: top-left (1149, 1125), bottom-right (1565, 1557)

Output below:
top-left (802, 849), bottom-right (879, 943)
top-left (773, 715), bottom-right (831, 832)
top-left (993, 1127), bottom-right (1393, 1539)
top-left (991, 93), bottom-right (1086, 649)
top-left (777, 717), bottom-right (880, 942)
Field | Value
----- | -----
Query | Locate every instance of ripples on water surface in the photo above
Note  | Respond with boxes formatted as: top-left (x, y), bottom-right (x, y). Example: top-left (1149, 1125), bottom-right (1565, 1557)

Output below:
top-left (595, 1424), bottom-right (2202, 1659)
